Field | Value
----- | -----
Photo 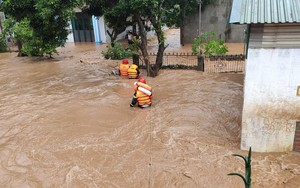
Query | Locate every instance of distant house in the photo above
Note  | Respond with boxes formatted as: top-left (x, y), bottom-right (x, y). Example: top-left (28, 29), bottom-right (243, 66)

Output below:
top-left (229, 0), bottom-right (300, 152)
top-left (66, 10), bottom-right (150, 44)
top-left (66, 9), bottom-right (108, 43)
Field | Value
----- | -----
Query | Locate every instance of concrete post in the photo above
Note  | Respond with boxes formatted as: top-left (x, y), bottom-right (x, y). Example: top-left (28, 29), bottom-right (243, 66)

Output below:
top-left (197, 55), bottom-right (204, 71)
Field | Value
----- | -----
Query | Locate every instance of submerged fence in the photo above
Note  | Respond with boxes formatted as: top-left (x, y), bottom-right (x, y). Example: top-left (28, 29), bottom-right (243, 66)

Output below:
top-left (139, 52), bottom-right (198, 69)
top-left (204, 55), bottom-right (245, 73)
top-left (137, 52), bottom-right (245, 73)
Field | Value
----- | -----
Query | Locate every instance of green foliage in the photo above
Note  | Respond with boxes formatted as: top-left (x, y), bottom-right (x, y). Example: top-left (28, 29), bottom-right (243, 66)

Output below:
top-left (228, 147), bottom-right (252, 188)
top-left (1, 18), bottom-right (16, 52)
top-left (2, 18), bottom-right (50, 56)
top-left (1, 0), bottom-right (82, 56)
top-left (192, 31), bottom-right (228, 57)
top-left (192, 32), bottom-right (207, 56)
top-left (102, 41), bottom-right (137, 60)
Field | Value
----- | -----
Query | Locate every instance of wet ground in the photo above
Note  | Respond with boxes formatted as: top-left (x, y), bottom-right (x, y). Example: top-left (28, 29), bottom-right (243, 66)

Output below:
top-left (0, 29), bottom-right (299, 187)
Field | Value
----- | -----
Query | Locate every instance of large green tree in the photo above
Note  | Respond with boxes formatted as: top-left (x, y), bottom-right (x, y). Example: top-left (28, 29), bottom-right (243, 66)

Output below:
top-left (84, 0), bottom-right (216, 77)
top-left (83, 0), bottom-right (177, 76)
top-left (126, 0), bottom-right (200, 76)
top-left (0, 0), bottom-right (82, 56)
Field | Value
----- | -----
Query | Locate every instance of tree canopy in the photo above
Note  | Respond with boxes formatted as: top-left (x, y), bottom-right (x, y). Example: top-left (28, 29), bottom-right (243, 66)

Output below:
top-left (0, 0), bottom-right (82, 56)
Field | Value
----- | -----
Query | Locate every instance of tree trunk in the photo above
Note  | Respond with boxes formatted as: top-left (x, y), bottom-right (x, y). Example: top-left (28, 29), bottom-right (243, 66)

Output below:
top-left (0, 20), bottom-right (2, 33)
top-left (112, 32), bottom-right (118, 43)
top-left (180, 0), bottom-right (187, 46)
top-left (180, 26), bottom-right (184, 46)
top-left (150, 17), bottom-right (168, 77)
top-left (106, 29), bottom-right (118, 47)
top-left (150, 43), bottom-right (165, 77)
top-left (16, 39), bottom-right (25, 57)
top-left (134, 13), bottom-right (152, 76)
top-left (135, 10), bottom-right (169, 77)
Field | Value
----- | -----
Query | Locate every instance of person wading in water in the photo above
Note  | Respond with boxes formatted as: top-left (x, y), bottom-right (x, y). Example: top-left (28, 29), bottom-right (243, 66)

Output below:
top-left (130, 78), bottom-right (153, 108)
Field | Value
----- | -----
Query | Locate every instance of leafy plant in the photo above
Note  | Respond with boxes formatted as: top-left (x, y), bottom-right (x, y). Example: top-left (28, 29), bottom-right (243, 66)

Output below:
top-left (192, 31), bottom-right (228, 57)
top-left (192, 32), bottom-right (207, 56)
top-left (102, 41), bottom-right (137, 60)
top-left (228, 147), bottom-right (252, 188)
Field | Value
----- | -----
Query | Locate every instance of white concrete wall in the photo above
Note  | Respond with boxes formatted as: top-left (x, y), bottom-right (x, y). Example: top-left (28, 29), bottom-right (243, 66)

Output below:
top-left (66, 21), bottom-right (74, 43)
top-left (98, 17), bottom-right (107, 43)
top-left (106, 24), bottom-right (158, 43)
top-left (242, 48), bottom-right (300, 152)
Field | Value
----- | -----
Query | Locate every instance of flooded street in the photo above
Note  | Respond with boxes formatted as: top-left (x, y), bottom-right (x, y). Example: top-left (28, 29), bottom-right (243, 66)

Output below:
top-left (0, 31), bottom-right (300, 187)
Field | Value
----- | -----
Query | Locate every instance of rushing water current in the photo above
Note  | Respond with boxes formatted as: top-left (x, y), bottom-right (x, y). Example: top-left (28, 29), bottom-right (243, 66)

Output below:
top-left (0, 41), bottom-right (300, 188)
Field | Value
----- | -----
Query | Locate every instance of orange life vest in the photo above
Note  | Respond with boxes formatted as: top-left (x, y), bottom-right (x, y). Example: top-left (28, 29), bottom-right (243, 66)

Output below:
top-left (128, 64), bottom-right (139, 79)
top-left (134, 82), bottom-right (152, 92)
top-left (119, 63), bottom-right (129, 76)
top-left (134, 82), bottom-right (153, 106)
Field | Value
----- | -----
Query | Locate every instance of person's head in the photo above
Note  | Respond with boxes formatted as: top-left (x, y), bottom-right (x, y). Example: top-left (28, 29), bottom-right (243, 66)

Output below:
top-left (122, 59), bottom-right (128, 64)
top-left (138, 77), bottom-right (146, 84)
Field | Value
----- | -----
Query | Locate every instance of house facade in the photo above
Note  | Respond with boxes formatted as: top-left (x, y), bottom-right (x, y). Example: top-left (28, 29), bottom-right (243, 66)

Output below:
top-left (230, 0), bottom-right (300, 152)
top-left (66, 11), bottom-right (142, 44)
top-left (67, 9), bottom-right (108, 43)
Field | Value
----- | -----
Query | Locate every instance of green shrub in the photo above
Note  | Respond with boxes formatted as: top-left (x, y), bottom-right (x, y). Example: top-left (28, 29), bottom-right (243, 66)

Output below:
top-left (102, 41), bottom-right (137, 60)
top-left (2, 17), bottom-right (65, 57)
top-left (192, 31), bottom-right (228, 57)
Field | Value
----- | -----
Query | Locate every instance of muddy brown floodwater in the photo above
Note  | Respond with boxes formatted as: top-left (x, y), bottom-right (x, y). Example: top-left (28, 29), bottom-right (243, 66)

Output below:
top-left (0, 29), bottom-right (300, 188)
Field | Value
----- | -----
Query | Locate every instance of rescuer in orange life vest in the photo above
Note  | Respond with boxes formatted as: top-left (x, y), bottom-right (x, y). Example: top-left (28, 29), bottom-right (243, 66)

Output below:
top-left (130, 77), bottom-right (153, 108)
top-left (127, 64), bottom-right (140, 79)
top-left (119, 59), bottom-right (130, 76)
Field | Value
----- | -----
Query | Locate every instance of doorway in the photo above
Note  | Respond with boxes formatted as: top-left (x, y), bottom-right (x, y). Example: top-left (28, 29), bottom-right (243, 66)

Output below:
top-left (71, 13), bottom-right (94, 42)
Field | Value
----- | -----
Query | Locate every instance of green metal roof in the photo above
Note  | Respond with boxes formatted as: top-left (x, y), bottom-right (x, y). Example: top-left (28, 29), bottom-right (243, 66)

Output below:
top-left (230, 0), bottom-right (300, 24)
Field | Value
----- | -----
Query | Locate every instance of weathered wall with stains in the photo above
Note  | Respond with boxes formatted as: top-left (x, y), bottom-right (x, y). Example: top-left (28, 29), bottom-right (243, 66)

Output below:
top-left (242, 48), bottom-right (300, 152)
top-left (184, 0), bottom-right (246, 43)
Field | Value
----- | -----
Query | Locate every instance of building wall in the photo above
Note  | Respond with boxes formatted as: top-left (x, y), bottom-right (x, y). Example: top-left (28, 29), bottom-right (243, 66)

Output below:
top-left (184, 0), bottom-right (246, 43)
top-left (66, 21), bottom-right (74, 43)
top-left (106, 24), bottom-right (157, 43)
top-left (105, 27), bottom-right (127, 43)
top-left (241, 24), bottom-right (300, 152)
top-left (242, 48), bottom-right (300, 152)
top-left (249, 24), bottom-right (300, 48)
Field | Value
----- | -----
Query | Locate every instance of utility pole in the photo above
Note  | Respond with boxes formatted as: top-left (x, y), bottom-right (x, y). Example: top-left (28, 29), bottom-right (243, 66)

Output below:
top-left (199, 0), bottom-right (202, 38)
top-left (198, 0), bottom-right (202, 55)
